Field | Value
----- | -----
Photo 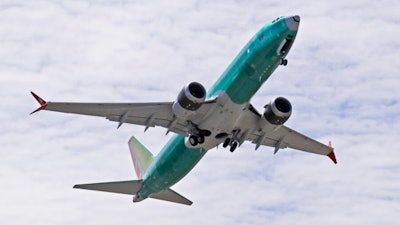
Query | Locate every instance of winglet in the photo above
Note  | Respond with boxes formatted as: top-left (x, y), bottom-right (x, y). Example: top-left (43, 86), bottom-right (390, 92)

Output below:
top-left (30, 91), bottom-right (48, 114)
top-left (327, 141), bottom-right (337, 164)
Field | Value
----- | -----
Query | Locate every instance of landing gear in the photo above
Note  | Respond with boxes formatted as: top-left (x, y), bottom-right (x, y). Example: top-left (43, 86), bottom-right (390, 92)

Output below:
top-left (229, 141), bottom-right (238, 152)
top-left (187, 121), bottom-right (210, 146)
top-left (223, 138), bottom-right (230, 148)
top-left (188, 134), bottom-right (205, 146)
top-left (280, 58), bottom-right (288, 66)
top-left (197, 135), bottom-right (205, 144)
top-left (222, 129), bottom-right (241, 152)
top-left (189, 135), bottom-right (198, 146)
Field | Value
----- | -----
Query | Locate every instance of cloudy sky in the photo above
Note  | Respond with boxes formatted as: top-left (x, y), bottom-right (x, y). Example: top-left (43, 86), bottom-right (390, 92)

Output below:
top-left (1, 0), bottom-right (399, 224)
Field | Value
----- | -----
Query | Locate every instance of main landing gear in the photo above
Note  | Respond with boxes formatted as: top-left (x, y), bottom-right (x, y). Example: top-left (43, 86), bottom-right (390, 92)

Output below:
top-left (222, 129), bottom-right (240, 152)
top-left (189, 134), bottom-right (205, 146)
top-left (188, 121), bottom-right (211, 147)
top-left (223, 138), bottom-right (239, 152)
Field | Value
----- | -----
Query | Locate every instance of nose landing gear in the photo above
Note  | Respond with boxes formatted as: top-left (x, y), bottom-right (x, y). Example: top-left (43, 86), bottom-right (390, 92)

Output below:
top-left (280, 58), bottom-right (288, 66)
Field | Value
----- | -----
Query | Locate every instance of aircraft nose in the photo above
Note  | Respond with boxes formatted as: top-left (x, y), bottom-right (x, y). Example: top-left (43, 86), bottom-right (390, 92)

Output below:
top-left (285, 15), bottom-right (300, 30)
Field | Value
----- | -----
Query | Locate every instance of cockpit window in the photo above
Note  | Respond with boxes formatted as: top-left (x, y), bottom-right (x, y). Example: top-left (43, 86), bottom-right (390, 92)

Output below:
top-left (272, 17), bottom-right (283, 23)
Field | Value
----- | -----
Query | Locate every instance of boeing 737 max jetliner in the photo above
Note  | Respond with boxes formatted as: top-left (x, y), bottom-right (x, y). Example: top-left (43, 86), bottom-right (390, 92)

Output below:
top-left (31, 15), bottom-right (336, 205)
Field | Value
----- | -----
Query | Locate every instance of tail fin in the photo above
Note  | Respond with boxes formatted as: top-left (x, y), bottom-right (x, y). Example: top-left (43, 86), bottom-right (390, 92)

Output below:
top-left (128, 136), bottom-right (154, 179)
top-left (74, 137), bottom-right (193, 205)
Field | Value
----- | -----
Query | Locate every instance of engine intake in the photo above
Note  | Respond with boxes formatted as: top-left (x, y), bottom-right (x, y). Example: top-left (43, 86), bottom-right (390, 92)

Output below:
top-left (263, 97), bottom-right (292, 125)
top-left (259, 97), bottom-right (292, 133)
top-left (172, 82), bottom-right (206, 119)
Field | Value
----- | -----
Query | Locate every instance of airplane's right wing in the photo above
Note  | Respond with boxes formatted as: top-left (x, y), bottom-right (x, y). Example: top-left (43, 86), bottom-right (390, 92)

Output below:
top-left (30, 92), bottom-right (214, 136)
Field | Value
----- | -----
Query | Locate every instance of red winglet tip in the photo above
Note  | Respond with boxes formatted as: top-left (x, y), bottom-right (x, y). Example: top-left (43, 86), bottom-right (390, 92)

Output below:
top-left (31, 91), bottom-right (47, 106)
top-left (327, 151), bottom-right (337, 164)
top-left (30, 92), bottom-right (47, 114)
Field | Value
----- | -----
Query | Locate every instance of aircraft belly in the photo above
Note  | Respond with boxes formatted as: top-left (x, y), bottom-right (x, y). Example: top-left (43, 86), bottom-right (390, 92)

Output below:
top-left (138, 94), bottom-right (249, 198)
top-left (186, 92), bottom-right (248, 151)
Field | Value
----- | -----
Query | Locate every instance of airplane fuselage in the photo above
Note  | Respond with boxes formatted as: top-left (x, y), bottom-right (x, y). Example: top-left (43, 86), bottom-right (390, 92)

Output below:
top-left (136, 16), bottom-right (299, 201)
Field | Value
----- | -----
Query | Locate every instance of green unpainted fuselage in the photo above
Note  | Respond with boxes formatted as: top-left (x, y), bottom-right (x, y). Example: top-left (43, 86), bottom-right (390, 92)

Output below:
top-left (137, 16), bottom-right (299, 200)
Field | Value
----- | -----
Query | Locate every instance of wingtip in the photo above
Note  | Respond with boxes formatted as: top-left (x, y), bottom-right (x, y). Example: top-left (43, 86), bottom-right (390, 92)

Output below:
top-left (327, 150), bottom-right (337, 164)
top-left (30, 91), bottom-right (47, 114)
top-left (31, 91), bottom-right (47, 105)
top-left (327, 141), bottom-right (337, 164)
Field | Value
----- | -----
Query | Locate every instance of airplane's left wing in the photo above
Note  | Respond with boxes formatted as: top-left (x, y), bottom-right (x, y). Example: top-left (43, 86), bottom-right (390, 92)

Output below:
top-left (241, 104), bottom-right (337, 164)
top-left (247, 125), bottom-right (337, 164)
top-left (30, 92), bottom-right (190, 135)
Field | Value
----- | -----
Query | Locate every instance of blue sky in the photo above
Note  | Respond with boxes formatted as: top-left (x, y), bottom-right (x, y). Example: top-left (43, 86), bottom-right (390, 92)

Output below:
top-left (1, 1), bottom-right (399, 224)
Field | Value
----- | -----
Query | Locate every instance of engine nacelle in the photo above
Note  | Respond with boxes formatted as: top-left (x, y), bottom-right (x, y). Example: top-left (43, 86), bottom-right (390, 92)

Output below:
top-left (259, 97), bottom-right (292, 132)
top-left (172, 82), bottom-right (206, 119)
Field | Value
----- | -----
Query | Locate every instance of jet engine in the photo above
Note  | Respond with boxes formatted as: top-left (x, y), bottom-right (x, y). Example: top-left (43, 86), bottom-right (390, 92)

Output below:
top-left (259, 97), bottom-right (292, 132)
top-left (172, 82), bottom-right (206, 120)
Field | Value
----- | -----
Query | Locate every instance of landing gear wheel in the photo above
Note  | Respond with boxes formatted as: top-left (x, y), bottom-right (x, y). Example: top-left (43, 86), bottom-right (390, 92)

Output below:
top-left (280, 58), bottom-right (288, 66)
top-left (197, 135), bottom-right (205, 144)
top-left (229, 141), bottom-right (238, 152)
top-left (223, 138), bottom-right (230, 148)
top-left (189, 135), bottom-right (198, 146)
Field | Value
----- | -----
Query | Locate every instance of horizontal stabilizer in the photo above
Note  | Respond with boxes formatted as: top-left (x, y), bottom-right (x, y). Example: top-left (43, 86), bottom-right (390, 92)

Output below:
top-left (151, 188), bottom-right (193, 205)
top-left (73, 180), bottom-right (192, 205)
top-left (74, 180), bottom-right (142, 195)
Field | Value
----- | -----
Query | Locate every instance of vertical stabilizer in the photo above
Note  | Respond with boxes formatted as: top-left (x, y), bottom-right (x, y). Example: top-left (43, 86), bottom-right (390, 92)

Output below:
top-left (128, 136), bottom-right (154, 179)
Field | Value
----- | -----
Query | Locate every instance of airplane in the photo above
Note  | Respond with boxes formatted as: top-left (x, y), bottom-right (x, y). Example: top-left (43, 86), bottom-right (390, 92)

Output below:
top-left (31, 15), bottom-right (336, 206)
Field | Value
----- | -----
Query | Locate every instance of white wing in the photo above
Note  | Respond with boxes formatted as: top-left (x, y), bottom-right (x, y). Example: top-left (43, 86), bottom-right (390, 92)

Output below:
top-left (247, 125), bottom-right (336, 163)
top-left (242, 104), bottom-right (337, 163)
top-left (30, 92), bottom-right (213, 135)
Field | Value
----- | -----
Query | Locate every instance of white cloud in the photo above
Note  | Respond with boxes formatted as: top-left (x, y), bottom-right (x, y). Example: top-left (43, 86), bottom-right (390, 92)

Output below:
top-left (1, 0), bottom-right (399, 224)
